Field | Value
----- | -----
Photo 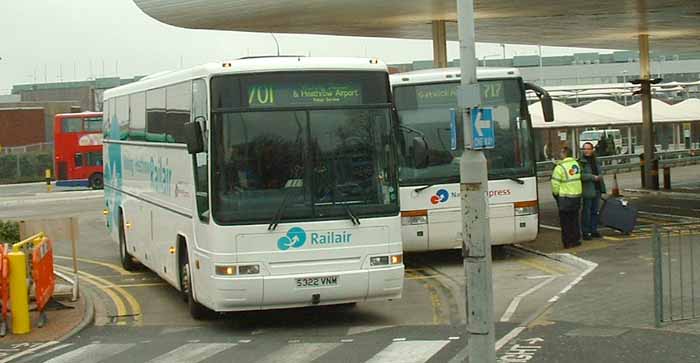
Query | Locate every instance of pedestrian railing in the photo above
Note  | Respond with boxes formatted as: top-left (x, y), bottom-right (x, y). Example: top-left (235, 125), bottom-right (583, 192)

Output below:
top-left (536, 149), bottom-right (700, 178)
top-left (652, 223), bottom-right (700, 326)
top-left (0, 142), bottom-right (53, 156)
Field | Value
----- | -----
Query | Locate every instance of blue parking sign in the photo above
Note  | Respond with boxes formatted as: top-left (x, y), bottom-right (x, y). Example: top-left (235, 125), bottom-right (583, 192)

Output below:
top-left (470, 107), bottom-right (495, 150)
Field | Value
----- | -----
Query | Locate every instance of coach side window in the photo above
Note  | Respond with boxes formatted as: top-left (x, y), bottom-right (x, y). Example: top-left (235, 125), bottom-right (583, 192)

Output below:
top-left (129, 92), bottom-right (146, 140)
top-left (116, 96), bottom-right (130, 140)
top-left (166, 82), bottom-right (192, 143)
top-left (192, 79), bottom-right (209, 221)
top-left (146, 88), bottom-right (167, 142)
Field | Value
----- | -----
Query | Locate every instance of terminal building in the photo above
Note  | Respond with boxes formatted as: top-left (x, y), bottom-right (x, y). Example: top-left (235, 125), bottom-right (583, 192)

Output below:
top-left (2, 52), bottom-right (699, 157)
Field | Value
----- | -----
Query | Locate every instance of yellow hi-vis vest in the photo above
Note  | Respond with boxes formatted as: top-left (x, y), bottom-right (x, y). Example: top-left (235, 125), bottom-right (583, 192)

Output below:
top-left (551, 157), bottom-right (583, 198)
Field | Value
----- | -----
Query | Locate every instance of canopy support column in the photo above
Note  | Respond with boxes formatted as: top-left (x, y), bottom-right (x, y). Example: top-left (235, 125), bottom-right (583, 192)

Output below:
top-left (457, 0), bottom-right (496, 362)
top-left (639, 34), bottom-right (656, 189)
top-left (432, 20), bottom-right (448, 68)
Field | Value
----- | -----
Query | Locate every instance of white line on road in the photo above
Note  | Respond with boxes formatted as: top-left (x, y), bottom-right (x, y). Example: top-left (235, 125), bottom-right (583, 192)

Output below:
top-left (539, 224), bottom-right (562, 231)
top-left (366, 340), bottom-right (450, 363)
top-left (547, 254), bottom-right (598, 303)
top-left (0, 341), bottom-right (60, 363)
top-left (500, 276), bottom-right (557, 322)
top-left (257, 343), bottom-right (341, 363)
top-left (495, 327), bottom-right (526, 351)
top-left (146, 343), bottom-right (236, 363)
top-left (526, 275), bottom-right (555, 280)
top-left (43, 343), bottom-right (134, 363)
top-left (14, 344), bottom-right (74, 363)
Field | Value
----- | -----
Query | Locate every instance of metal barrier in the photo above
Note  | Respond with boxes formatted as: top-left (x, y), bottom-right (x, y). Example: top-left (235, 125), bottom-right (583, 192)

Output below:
top-left (537, 149), bottom-right (700, 178)
top-left (0, 142), bottom-right (53, 156)
top-left (4, 233), bottom-right (56, 335)
top-left (652, 224), bottom-right (700, 327)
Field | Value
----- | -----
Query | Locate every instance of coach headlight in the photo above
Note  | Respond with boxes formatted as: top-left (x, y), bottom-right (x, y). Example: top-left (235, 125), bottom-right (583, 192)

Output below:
top-left (238, 264), bottom-right (260, 275)
top-left (370, 254), bottom-right (402, 267)
top-left (514, 201), bottom-right (538, 216)
top-left (215, 264), bottom-right (261, 276)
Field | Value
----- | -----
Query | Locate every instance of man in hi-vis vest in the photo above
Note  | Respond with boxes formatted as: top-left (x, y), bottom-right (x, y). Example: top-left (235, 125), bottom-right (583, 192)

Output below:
top-left (551, 146), bottom-right (583, 248)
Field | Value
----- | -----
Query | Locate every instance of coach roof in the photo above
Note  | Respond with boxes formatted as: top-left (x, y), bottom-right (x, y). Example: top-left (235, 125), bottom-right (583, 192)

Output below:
top-left (104, 57), bottom-right (388, 99)
top-left (390, 67), bottom-right (521, 86)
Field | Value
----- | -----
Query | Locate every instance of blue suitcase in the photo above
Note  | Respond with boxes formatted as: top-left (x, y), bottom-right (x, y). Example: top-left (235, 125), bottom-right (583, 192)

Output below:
top-left (600, 198), bottom-right (638, 234)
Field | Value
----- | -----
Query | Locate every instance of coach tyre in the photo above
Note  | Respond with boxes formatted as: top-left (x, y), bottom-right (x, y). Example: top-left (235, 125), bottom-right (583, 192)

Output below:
top-left (89, 173), bottom-right (104, 190)
top-left (118, 212), bottom-right (139, 271)
top-left (179, 245), bottom-right (214, 320)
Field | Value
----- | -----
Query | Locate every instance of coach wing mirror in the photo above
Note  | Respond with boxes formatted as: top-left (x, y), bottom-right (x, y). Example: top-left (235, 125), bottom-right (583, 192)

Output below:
top-left (183, 120), bottom-right (204, 154)
top-left (525, 82), bottom-right (554, 122)
top-left (412, 136), bottom-right (429, 169)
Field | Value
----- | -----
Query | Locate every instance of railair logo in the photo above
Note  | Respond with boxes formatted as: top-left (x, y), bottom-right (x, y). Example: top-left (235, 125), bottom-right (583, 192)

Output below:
top-left (277, 227), bottom-right (307, 251)
top-left (277, 227), bottom-right (353, 251)
top-left (430, 189), bottom-right (450, 205)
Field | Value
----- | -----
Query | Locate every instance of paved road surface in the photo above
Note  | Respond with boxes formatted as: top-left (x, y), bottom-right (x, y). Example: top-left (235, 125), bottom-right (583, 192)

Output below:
top-left (0, 197), bottom-right (582, 362)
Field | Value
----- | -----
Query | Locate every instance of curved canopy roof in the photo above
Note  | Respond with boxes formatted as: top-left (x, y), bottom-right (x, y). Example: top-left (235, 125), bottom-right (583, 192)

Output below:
top-left (530, 98), bottom-right (700, 128)
top-left (133, 0), bottom-right (700, 52)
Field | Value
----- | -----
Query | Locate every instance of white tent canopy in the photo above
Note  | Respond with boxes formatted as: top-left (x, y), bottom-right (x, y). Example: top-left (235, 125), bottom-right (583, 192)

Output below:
top-left (529, 101), bottom-right (617, 129)
top-left (530, 98), bottom-right (700, 128)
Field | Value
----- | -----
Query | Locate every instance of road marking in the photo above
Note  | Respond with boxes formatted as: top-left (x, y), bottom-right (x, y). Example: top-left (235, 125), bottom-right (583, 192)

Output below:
top-left (526, 275), bottom-right (555, 279)
top-left (495, 327), bottom-right (526, 351)
top-left (0, 341), bottom-right (60, 363)
top-left (518, 258), bottom-right (567, 275)
top-left (14, 344), bottom-right (73, 363)
top-left (146, 343), bottom-right (235, 363)
top-left (366, 340), bottom-right (450, 363)
top-left (547, 254), bottom-right (598, 303)
top-left (257, 343), bottom-right (340, 363)
top-left (499, 337), bottom-right (544, 362)
top-left (55, 265), bottom-right (128, 319)
top-left (77, 268), bottom-right (142, 324)
top-left (55, 255), bottom-right (141, 276)
top-left (404, 275), bottom-right (440, 281)
top-left (43, 343), bottom-right (134, 363)
top-left (500, 276), bottom-right (557, 322)
top-left (405, 269), bottom-right (445, 324)
top-left (539, 224), bottom-right (561, 231)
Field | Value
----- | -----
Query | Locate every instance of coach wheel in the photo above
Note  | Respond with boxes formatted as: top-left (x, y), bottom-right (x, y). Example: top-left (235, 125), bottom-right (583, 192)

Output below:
top-left (89, 173), bottom-right (104, 190)
top-left (118, 212), bottom-right (139, 271)
top-left (180, 248), bottom-right (215, 320)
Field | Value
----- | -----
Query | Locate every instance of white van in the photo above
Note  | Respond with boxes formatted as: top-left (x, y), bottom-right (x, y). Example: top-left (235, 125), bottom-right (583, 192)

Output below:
top-left (579, 129), bottom-right (623, 154)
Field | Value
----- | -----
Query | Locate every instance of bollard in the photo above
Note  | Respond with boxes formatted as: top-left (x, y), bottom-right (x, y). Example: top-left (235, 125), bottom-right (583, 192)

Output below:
top-left (663, 166), bottom-right (671, 190)
top-left (7, 250), bottom-right (30, 334)
top-left (651, 158), bottom-right (660, 190)
top-left (45, 169), bottom-right (52, 192)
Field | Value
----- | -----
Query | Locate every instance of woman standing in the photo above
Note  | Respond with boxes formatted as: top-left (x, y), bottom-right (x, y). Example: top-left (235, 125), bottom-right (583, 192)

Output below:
top-left (579, 142), bottom-right (606, 240)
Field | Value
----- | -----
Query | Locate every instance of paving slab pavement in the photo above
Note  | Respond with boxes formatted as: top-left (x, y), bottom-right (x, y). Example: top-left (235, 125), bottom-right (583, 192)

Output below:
top-left (509, 229), bottom-right (700, 362)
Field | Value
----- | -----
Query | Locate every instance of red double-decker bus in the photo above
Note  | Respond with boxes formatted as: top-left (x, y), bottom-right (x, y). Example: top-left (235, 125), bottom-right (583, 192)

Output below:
top-left (54, 112), bottom-right (104, 189)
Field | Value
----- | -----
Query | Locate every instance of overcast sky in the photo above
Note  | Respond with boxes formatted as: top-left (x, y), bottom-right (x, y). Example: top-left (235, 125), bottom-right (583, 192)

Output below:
top-left (0, 0), bottom-right (611, 94)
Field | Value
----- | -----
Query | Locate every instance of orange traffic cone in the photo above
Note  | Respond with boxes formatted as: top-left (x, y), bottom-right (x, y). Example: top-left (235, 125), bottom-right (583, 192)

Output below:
top-left (611, 173), bottom-right (621, 197)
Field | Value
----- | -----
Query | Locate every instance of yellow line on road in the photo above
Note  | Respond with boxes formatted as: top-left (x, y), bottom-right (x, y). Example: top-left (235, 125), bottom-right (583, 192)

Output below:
top-left (404, 275), bottom-right (440, 281)
top-left (405, 270), bottom-right (444, 325)
top-left (56, 264), bottom-right (143, 325)
top-left (55, 255), bottom-right (141, 276)
top-left (518, 257), bottom-right (567, 276)
top-left (106, 282), bottom-right (167, 288)
top-left (55, 265), bottom-right (127, 319)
